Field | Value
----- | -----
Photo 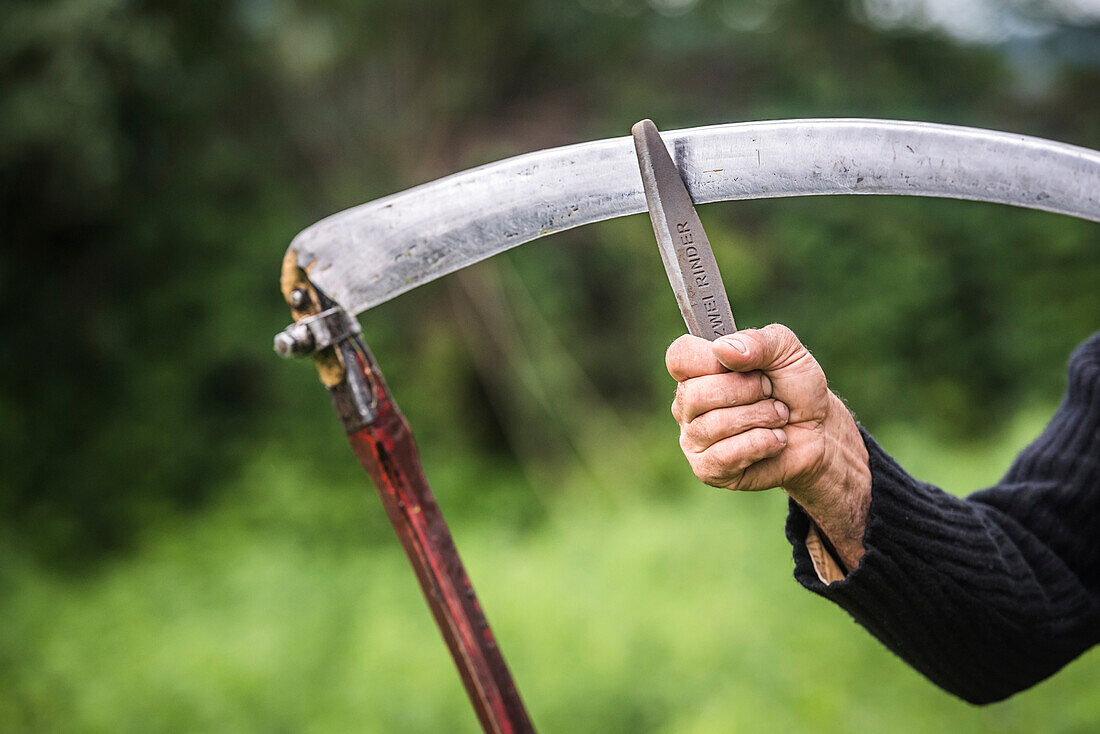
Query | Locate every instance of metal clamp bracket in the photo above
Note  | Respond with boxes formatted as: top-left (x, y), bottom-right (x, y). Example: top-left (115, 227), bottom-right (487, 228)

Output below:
top-left (273, 307), bottom-right (362, 359)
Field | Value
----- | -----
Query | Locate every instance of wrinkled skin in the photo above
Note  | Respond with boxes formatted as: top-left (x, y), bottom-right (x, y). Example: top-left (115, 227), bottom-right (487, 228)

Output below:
top-left (666, 325), bottom-right (872, 571)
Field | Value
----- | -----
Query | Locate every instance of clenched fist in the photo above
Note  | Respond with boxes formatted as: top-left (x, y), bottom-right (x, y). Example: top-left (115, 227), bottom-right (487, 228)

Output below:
top-left (666, 324), bottom-right (872, 569)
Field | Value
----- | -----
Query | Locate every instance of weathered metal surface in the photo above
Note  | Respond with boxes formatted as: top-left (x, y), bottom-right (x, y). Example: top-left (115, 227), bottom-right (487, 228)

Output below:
top-left (289, 119), bottom-right (1100, 315)
top-left (634, 119), bottom-right (736, 340)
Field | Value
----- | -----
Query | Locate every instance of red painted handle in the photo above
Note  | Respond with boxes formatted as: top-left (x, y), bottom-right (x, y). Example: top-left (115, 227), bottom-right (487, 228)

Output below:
top-left (344, 348), bottom-right (534, 734)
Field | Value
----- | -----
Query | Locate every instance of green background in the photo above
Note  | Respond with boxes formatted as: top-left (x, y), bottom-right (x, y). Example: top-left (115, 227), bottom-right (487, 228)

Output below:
top-left (2, 0), bottom-right (1098, 731)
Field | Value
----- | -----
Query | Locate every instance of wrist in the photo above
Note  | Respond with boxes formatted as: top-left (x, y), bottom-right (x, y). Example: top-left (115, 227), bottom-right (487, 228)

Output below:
top-left (788, 393), bottom-right (872, 570)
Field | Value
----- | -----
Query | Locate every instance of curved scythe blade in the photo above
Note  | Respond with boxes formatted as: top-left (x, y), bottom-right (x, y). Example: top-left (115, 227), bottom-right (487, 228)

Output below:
top-left (289, 119), bottom-right (1100, 314)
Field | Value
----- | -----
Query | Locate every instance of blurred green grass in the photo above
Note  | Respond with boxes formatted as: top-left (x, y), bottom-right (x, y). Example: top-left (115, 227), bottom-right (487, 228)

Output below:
top-left (3, 407), bottom-right (1097, 734)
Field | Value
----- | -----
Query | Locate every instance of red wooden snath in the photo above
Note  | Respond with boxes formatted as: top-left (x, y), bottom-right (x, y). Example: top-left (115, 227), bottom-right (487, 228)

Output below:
top-left (280, 255), bottom-right (534, 734)
top-left (345, 347), bottom-right (534, 733)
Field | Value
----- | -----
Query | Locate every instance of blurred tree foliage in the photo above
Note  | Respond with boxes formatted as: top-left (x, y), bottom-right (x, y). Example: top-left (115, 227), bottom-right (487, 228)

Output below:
top-left (1, 0), bottom-right (1097, 565)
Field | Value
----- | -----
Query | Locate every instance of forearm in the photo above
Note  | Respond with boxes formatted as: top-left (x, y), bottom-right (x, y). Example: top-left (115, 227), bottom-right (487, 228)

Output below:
top-left (787, 427), bottom-right (1100, 704)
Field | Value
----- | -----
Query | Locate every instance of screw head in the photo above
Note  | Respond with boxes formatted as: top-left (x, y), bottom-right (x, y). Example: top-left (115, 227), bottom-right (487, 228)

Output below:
top-left (273, 323), bottom-right (315, 358)
top-left (289, 288), bottom-right (309, 309)
top-left (273, 331), bottom-right (297, 358)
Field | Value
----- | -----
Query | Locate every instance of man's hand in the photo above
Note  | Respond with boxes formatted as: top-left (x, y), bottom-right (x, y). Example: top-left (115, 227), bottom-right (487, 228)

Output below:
top-left (666, 325), bottom-right (872, 570)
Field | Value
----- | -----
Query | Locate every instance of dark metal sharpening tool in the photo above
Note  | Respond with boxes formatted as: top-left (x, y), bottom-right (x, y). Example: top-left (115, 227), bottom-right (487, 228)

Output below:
top-left (632, 118), bottom-right (736, 340)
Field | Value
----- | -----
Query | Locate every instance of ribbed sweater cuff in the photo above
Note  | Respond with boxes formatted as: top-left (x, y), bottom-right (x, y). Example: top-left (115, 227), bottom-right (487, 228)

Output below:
top-left (785, 427), bottom-right (1004, 701)
top-left (787, 427), bottom-right (957, 594)
top-left (785, 332), bottom-right (1100, 703)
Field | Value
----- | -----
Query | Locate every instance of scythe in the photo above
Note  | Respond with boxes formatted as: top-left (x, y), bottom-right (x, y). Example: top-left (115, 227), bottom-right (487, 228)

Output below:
top-left (273, 119), bottom-right (1100, 733)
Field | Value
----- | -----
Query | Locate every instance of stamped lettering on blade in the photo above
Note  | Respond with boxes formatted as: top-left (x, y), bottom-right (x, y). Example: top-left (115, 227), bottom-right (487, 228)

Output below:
top-left (677, 223), bottom-right (709, 288)
top-left (675, 221), bottom-right (728, 337)
top-left (702, 294), bottom-right (727, 336)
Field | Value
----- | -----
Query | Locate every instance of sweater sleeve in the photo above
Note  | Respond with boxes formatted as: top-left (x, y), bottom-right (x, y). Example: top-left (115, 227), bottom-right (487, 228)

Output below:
top-left (786, 332), bottom-right (1100, 704)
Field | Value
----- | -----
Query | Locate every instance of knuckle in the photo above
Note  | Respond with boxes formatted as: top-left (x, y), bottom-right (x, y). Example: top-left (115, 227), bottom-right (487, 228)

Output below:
top-left (678, 380), bottom-right (698, 411)
top-left (764, 322), bottom-right (804, 354)
top-left (713, 444), bottom-right (751, 475)
top-left (687, 417), bottom-right (712, 447)
top-left (708, 435), bottom-right (742, 464)
top-left (693, 467), bottom-right (714, 485)
top-left (731, 452), bottom-right (756, 474)
top-left (692, 456), bottom-right (726, 486)
top-left (763, 322), bottom-right (795, 340)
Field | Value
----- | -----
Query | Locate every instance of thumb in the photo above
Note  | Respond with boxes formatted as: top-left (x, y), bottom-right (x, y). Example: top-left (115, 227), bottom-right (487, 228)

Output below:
top-left (712, 324), bottom-right (806, 374)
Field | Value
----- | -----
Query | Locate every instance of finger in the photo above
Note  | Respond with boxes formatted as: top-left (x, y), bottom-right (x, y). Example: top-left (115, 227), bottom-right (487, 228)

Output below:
top-left (725, 454), bottom-right (786, 493)
top-left (666, 334), bottom-right (727, 382)
top-left (681, 399), bottom-right (790, 452)
top-left (673, 371), bottom-right (773, 423)
top-left (689, 427), bottom-right (788, 487)
top-left (712, 324), bottom-right (806, 374)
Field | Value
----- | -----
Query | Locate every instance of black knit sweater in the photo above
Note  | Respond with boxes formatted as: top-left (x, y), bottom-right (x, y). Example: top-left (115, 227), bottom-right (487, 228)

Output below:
top-left (787, 331), bottom-right (1100, 705)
